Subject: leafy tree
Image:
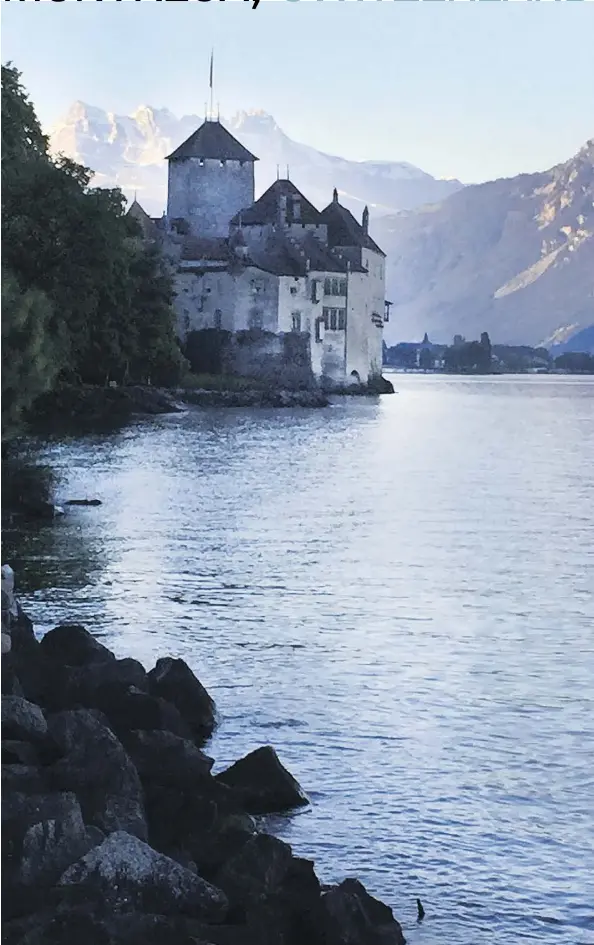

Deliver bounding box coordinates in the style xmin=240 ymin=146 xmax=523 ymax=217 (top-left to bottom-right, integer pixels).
xmin=419 ymin=347 xmax=434 ymax=371
xmin=444 ymin=339 xmax=492 ymax=374
xmin=1 ymin=270 xmax=61 ymax=433
xmin=555 ymin=353 xmax=594 ymax=374
xmin=1 ymin=63 xmax=183 ymax=426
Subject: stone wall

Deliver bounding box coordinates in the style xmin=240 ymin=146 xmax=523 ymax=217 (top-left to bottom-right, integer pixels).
xmin=167 ymin=158 xmax=254 ymax=238
xmin=224 ymin=330 xmax=315 ymax=390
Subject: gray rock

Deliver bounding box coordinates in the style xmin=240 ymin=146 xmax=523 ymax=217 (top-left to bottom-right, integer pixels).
xmin=47 ymin=710 xmax=147 ymax=840
xmin=321 ymin=879 xmax=406 ymax=945
xmin=3 ymin=740 xmax=39 ymax=765
xmin=2 ymin=764 xmax=48 ymax=794
xmin=59 ymin=831 xmax=228 ymax=921
xmin=215 ymin=833 xmax=293 ymax=910
xmin=148 ymin=657 xmax=216 ymax=746
xmin=2 ymin=695 xmax=48 ymax=743
xmin=39 ymin=625 xmax=116 ymax=668
xmin=92 ymin=683 xmax=193 ymax=742
xmin=121 ymin=729 xmax=214 ymax=787
xmin=215 ymin=746 xmax=309 ymax=815
xmin=3 ymin=792 xmax=99 ymax=887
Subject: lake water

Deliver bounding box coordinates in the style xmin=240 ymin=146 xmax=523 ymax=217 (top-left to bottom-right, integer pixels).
xmin=5 ymin=374 xmax=594 ymax=944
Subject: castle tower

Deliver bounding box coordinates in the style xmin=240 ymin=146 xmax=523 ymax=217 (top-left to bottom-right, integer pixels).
xmin=166 ymin=120 xmax=258 ymax=238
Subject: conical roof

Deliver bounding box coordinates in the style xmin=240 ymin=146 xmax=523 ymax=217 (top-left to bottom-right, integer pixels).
xmin=166 ymin=120 xmax=258 ymax=163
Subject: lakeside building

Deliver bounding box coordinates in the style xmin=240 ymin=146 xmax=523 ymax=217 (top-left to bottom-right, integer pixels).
xmin=130 ymin=118 xmax=390 ymax=387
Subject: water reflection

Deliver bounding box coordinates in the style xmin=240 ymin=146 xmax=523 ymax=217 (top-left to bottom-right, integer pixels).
xmin=5 ymin=376 xmax=594 ymax=944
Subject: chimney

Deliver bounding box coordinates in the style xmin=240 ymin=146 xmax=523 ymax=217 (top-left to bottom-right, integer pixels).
xmin=362 ymin=206 xmax=369 ymax=236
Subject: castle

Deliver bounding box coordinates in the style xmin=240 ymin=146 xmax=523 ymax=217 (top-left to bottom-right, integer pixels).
xmin=130 ymin=118 xmax=389 ymax=387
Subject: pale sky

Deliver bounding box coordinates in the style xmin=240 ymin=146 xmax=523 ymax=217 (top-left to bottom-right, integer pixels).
xmin=2 ymin=0 xmax=593 ymax=183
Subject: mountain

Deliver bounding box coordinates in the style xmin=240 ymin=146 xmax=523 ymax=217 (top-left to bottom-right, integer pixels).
xmin=49 ymin=103 xmax=464 ymax=219
xmin=549 ymin=324 xmax=594 ymax=355
xmin=375 ymin=140 xmax=594 ymax=346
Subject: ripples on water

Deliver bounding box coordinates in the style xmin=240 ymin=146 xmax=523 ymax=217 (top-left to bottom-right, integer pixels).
xmin=6 ymin=375 xmax=594 ymax=944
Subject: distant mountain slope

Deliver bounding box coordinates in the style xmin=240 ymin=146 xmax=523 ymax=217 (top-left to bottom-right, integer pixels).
xmin=49 ymin=103 xmax=463 ymax=218
xmin=549 ymin=323 xmax=594 ymax=355
xmin=375 ymin=140 xmax=594 ymax=346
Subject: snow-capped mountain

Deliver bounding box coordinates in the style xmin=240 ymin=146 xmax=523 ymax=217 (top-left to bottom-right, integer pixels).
xmin=375 ymin=139 xmax=594 ymax=346
xmin=49 ymin=103 xmax=464 ymax=218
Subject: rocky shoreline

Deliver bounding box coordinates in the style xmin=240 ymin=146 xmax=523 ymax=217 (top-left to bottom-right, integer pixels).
xmin=24 ymin=378 xmax=394 ymax=433
xmin=2 ymin=567 xmax=407 ymax=945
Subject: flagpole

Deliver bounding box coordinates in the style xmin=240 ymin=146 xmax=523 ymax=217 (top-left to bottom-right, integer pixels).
xmin=209 ymin=49 xmax=214 ymax=122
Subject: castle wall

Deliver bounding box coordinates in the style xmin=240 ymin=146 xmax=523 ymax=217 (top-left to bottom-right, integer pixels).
xmin=363 ymin=248 xmax=386 ymax=378
xmin=167 ymin=158 xmax=254 ymax=238
xmin=173 ymin=266 xmax=281 ymax=338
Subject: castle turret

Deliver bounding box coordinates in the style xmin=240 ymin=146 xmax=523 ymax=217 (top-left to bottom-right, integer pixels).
xmin=362 ymin=205 xmax=369 ymax=236
xmin=166 ymin=120 xmax=258 ymax=238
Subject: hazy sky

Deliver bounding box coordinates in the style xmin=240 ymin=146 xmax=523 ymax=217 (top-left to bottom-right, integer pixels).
xmin=2 ymin=1 xmax=593 ymax=183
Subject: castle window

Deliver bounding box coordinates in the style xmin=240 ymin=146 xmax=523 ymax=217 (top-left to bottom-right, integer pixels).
xmin=339 ymin=279 xmax=347 ymax=295
xmin=315 ymin=317 xmax=324 ymax=343
xmin=324 ymin=278 xmax=332 ymax=295
xmin=292 ymin=311 xmax=302 ymax=332
xmin=322 ymin=307 xmax=330 ymax=330
xmin=311 ymin=280 xmax=318 ymax=303
xmin=290 ymin=286 xmax=298 ymax=296
xmin=338 ymin=309 xmax=346 ymax=331
xmin=329 ymin=309 xmax=338 ymax=331
xmin=249 ymin=309 xmax=263 ymax=330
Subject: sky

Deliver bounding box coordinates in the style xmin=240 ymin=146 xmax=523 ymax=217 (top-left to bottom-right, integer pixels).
xmin=2 ymin=0 xmax=593 ymax=184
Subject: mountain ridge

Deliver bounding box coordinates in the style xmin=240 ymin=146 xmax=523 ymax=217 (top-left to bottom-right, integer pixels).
xmin=49 ymin=103 xmax=593 ymax=348
xmin=49 ymin=102 xmax=464 ymax=219
xmin=375 ymin=138 xmax=594 ymax=346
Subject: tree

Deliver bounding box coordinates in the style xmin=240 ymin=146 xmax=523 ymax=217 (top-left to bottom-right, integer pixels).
xmin=1 ymin=270 xmax=61 ymax=434
xmin=1 ymin=64 xmax=183 ymax=417
xmin=444 ymin=339 xmax=492 ymax=374
xmin=418 ymin=347 xmax=434 ymax=371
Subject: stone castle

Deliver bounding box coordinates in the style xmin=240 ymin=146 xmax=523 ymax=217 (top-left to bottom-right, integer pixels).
xmin=130 ymin=118 xmax=389 ymax=387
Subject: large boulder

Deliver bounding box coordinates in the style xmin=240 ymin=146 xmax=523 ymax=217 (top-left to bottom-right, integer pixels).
xmin=1 ymin=658 xmax=24 ymax=696
xmin=2 ymin=792 xmax=100 ymax=887
xmin=59 ymin=831 xmax=228 ymax=921
xmin=120 ymin=730 xmax=214 ymax=788
xmin=2 ymin=764 xmax=49 ymax=794
xmin=191 ymin=812 xmax=257 ymax=879
xmin=215 ymin=746 xmax=309 ymax=815
xmin=47 ymin=709 xmax=147 ymax=840
xmin=321 ymin=879 xmax=406 ymax=945
xmin=2 ymin=695 xmax=48 ymax=743
xmin=68 ymin=658 xmax=149 ymax=703
xmin=2 ymin=740 xmax=39 ymax=766
xmin=148 ymin=658 xmax=216 ymax=745
xmin=215 ymin=833 xmax=293 ymax=913
xmin=143 ymin=779 xmax=242 ymax=860
xmin=92 ymin=683 xmax=193 ymax=742
xmin=39 ymin=625 xmax=115 ymax=668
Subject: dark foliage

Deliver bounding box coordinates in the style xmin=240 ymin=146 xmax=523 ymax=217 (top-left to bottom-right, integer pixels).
xmin=1 ymin=64 xmax=183 ymax=436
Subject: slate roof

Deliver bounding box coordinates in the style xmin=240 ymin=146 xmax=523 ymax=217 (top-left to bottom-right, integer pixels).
xmin=178 ymin=230 xmax=364 ymax=278
xmin=320 ymin=200 xmax=385 ymax=257
xmin=180 ymin=236 xmax=231 ymax=262
xmin=127 ymin=199 xmax=158 ymax=239
xmin=230 ymin=180 xmax=324 ymax=227
xmin=167 ymin=120 xmax=258 ymax=163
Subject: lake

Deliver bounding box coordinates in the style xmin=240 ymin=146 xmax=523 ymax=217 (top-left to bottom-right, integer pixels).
xmin=5 ymin=374 xmax=594 ymax=944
